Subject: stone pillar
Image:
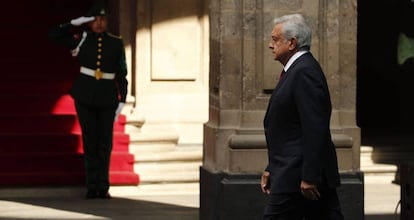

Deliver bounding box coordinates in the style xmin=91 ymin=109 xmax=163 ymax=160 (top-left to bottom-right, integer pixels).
xmin=200 ymin=0 xmax=363 ymax=219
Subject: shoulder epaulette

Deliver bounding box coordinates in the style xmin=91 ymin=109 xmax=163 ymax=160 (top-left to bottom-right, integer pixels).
xmin=108 ymin=33 xmax=122 ymax=39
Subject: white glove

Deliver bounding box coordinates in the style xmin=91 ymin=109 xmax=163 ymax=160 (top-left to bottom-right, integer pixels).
xmin=70 ymin=16 xmax=95 ymax=26
xmin=114 ymin=102 xmax=125 ymax=121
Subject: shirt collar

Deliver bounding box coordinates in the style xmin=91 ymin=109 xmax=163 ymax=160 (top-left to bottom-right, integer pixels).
xmin=283 ymin=50 xmax=308 ymax=72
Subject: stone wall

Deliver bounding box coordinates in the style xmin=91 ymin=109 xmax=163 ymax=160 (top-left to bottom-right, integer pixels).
xmin=205 ymin=0 xmax=359 ymax=175
xmin=202 ymin=0 xmax=362 ymax=219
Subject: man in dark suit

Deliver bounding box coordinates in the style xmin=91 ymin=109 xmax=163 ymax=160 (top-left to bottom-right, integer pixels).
xmin=261 ymin=14 xmax=344 ymax=220
xmin=49 ymin=3 xmax=128 ymax=199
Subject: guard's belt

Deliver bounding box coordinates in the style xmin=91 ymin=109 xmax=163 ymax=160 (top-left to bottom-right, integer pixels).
xmin=80 ymin=66 xmax=115 ymax=80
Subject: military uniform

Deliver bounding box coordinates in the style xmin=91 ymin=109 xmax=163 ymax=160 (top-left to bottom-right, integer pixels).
xmin=49 ymin=5 xmax=127 ymax=199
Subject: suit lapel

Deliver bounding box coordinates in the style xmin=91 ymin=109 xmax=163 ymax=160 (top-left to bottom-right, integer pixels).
xmin=264 ymin=53 xmax=312 ymax=123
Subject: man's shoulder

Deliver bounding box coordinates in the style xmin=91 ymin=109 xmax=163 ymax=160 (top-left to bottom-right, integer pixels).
xmin=288 ymin=53 xmax=324 ymax=79
xmin=296 ymin=51 xmax=313 ymax=62
xmin=292 ymin=52 xmax=319 ymax=68
xmin=107 ymin=33 xmax=123 ymax=40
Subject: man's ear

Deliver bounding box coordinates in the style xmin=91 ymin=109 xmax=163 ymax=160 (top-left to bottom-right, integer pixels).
xmin=289 ymin=37 xmax=298 ymax=51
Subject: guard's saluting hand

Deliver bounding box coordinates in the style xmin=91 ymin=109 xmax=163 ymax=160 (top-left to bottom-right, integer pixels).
xmin=70 ymin=16 xmax=95 ymax=26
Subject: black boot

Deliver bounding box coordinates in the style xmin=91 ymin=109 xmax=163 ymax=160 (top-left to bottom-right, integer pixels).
xmin=97 ymin=190 xmax=111 ymax=199
xmin=85 ymin=189 xmax=98 ymax=199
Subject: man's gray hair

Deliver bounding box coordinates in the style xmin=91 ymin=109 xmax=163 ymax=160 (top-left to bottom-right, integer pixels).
xmin=273 ymin=14 xmax=312 ymax=50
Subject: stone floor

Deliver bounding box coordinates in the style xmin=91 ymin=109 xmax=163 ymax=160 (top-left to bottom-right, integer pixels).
xmin=0 ymin=174 xmax=401 ymax=220
xmin=364 ymin=174 xmax=401 ymax=220
xmin=0 ymin=183 xmax=199 ymax=220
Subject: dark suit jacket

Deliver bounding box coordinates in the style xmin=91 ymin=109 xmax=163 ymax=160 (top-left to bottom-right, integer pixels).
xmin=263 ymin=52 xmax=340 ymax=194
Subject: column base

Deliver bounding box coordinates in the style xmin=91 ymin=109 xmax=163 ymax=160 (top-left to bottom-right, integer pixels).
xmin=200 ymin=166 xmax=364 ymax=220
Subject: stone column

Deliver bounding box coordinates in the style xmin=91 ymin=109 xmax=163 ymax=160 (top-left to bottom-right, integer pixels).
xmin=200 ymin=0 xmax=363 ymax=219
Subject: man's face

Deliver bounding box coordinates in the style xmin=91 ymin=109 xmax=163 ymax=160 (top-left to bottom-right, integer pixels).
xmin=89 ymin=16 xmax=108 ymax=34
xmin=268 ymin=23 xmax=294 ymax=65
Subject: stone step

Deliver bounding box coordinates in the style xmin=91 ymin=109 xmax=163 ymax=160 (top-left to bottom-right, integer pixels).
xmin=362 ymin=145 xmax=414 ymax=164
xmin=129 ymin=132 xmax=179 ymax=145
xmin=134 ymin=161 xmax=201 ymax=183
xmin=135 ymin=146 xmax=202 ymax=162
xmin=125 ymin=115 xmax=202 ymax=184
xmin=361 ymin=146 xmax=374 ymax=153
xmin=135 ymin=161 xmax=201 ymax=172
xmin=125 ymin=124 xmax=142 ymax=134
xmin=128 ymin=132 xmax=179 ymax=154
xmin=133 ymin=147 xmax=202 ymax=183
xmin=136 ymin=170 xmax=200 ymax=183
xmin=361 ymin=163 xmax=398 ymax=173
xmin=129 ymin=143 xmax=176 ymax=155
xmin=124 ymin=113 xmax=145 ymax=132
xmin=360 ymin=145 xmax=399 ymax=174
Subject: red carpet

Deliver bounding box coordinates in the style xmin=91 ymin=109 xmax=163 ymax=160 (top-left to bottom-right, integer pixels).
xmin=0 ymin=0 xmax=139 ymax=186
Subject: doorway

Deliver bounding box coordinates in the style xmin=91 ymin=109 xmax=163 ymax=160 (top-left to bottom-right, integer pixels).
xmin=357 ymin=0 xmax=414 ymax=169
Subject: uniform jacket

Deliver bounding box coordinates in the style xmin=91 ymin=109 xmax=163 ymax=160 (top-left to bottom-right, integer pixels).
xmin=49 ymin=23 xmax=128 ymax=106
xmin=263 ymin=52 xmax=340 ymax=194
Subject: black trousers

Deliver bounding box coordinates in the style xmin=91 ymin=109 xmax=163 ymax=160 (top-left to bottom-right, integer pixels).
xmin=263 ymin=186 xmax=344 ymax=220
xmin=75 ymin=101 xmax=117 ymax=191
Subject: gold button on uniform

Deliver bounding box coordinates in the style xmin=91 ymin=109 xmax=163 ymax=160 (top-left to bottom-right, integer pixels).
xmin=95 ymin=36 xmax=103 ymax=80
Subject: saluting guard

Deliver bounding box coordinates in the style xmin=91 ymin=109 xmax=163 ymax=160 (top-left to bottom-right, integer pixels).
xmin=49 ymin=3 xmax=128 ymax=199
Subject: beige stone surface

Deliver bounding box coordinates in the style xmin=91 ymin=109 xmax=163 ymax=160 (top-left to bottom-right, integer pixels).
xmin=203 ymin=0 xmax=359 ymax=174
xmin=119 ymin=0 xmax=359 ymax=174
xmin=123 ymin=0 xmax=210 ymax=145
